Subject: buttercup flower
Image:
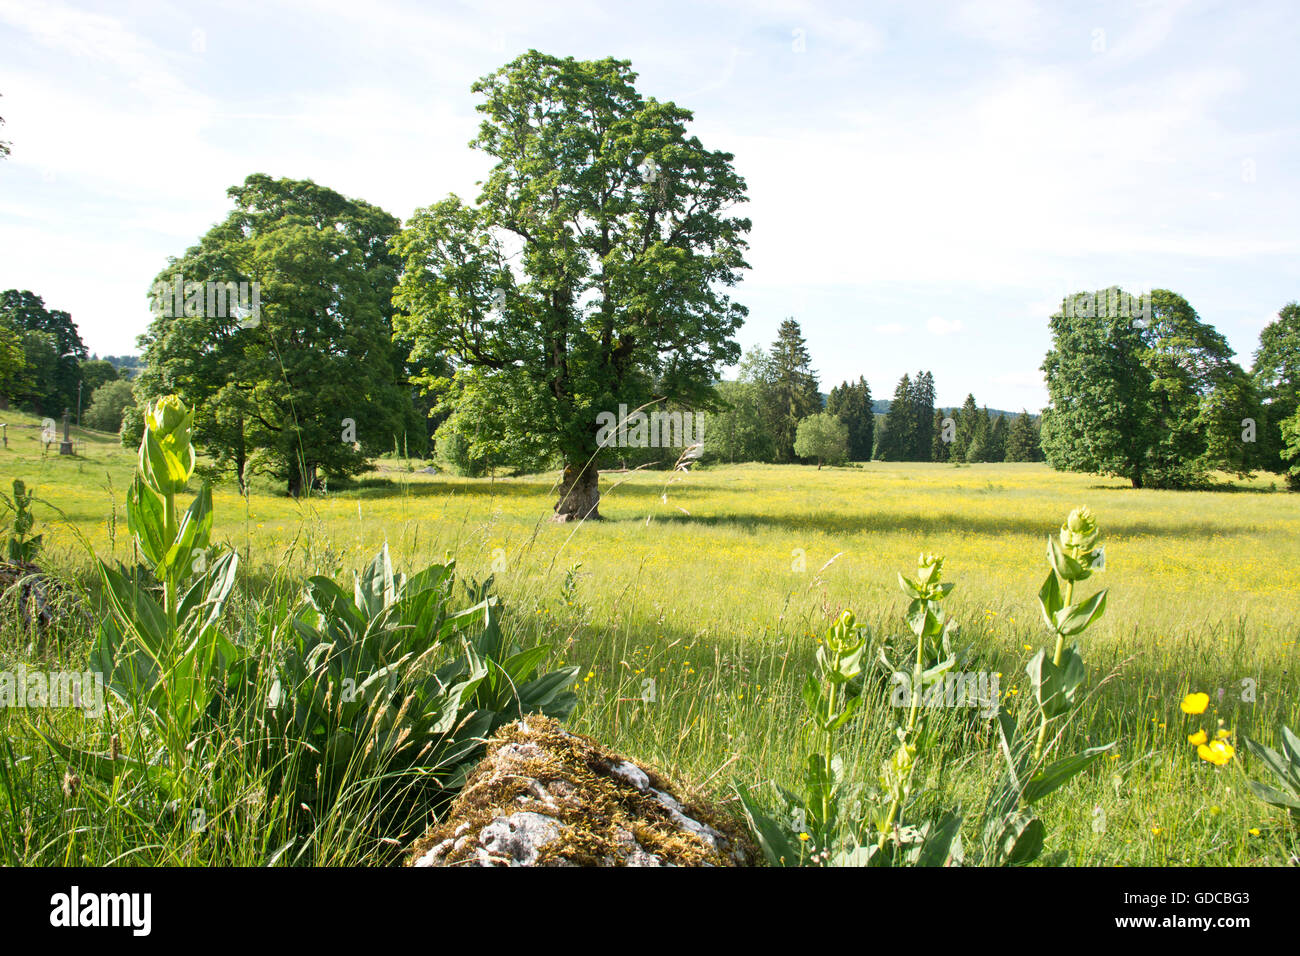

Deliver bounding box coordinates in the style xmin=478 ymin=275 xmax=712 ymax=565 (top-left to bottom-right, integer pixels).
xmin=1197 ymin=740 xmax=1234 ymax=766
xmin=1188 ymin=729 xmax=1207 ymax=746
xmin=1180 ymin=692 xmax=1210 ymax=715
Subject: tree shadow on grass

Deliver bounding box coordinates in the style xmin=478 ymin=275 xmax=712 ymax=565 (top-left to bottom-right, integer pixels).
xmin=639 ymin=510 xmax=1255 ymax=540
xmin=328 ymin=477 xmax=670 ymax=503
xmin=1085 ymin=482 xmax=1286 ymax=495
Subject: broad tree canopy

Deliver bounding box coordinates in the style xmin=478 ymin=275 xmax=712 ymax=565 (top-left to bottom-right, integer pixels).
xmin=392 ymin=51 xmax=751 ymax=519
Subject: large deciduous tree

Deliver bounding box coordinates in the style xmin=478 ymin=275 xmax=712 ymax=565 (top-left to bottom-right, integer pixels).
xmin=0 ymin=319 xmax=32 ymax=408
xmin=1042 ymin=287 xmax=1251 ymax=488
xmin=391 ymin=52 xmax=751 ymax=520
xmin=1253 ymin=302 xmax=1300 ymax=486
xmin=793 ymin=411 xmax=848 ymax=469
xmin=0 ymin=289 xmax=87 ymax=414
xmin=137 ymin=175 xmax=420 ymax=495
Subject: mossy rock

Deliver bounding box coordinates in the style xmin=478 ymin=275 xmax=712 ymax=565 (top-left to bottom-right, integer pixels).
xmin=407 ymin=716 xmax=755 ymax=867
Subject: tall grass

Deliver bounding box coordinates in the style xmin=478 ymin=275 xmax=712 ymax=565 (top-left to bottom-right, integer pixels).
xmin=2 ymin=420 xmax=1298 ymax=865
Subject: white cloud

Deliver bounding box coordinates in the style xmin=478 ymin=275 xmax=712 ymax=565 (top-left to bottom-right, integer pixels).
xmin=949 ymin=0 xmax=1049 ymax=50
xmin=927 ymin=317 xmax=964 ymax=336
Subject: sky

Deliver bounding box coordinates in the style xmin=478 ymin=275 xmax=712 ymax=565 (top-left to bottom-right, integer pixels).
xmin=1 ymin=0 xmax=1297 ymax=411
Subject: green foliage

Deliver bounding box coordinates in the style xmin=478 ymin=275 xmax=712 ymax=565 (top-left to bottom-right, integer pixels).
xmin=42 ymin=397 xmax=240 ymax=799
xmin=735 ymin=561 xmax=968 ymax=868
xmin=39 ymin=393 xmax=579 ymax=838
xmin=0 ymin=319 xmax=31 ymax=404
xmin=737 ymin=508 xmax=1120 ymax=868
xmin=392 ymin=51 xmax=750 ymax=514
xmin=767 ymin=319 xmax=822 ymax=462
xmin=877 ymin=372 xmax=935 ymax=461
xmin=704 ymin=376 xmax=777 ymax=464
xmin=1282 ymin=407 xmax=1300 ymax=489
xmin=83 ymin=378 xmax=136 ymax=433
xmin=119 ymin=401 xmax=144 ymax=450
xmin=1004 ymin=410 xmax=1042 ymax=462
xmin=973 ymin=507 xmax=1113 ymax=866
xmin=951 ymin=393 xmax=978 ymax=461
xmin=429 ymin=371 xmax=555 ymax=476
xmin=433 ymin=414 xmax=489 ymax=477
xmin=793 ymin=411 xmax=848 ymax=467
xmin=1257 ymin=303 xmax=1300 ymax=487
xmin=1043 ymin=287 xmax=1254 ymax=488
xmin=826 ymin=376 xmax=874 ymax=461
xmin=734 ymin=610 xmax=874 ymax=866
xmin=0 ymin=478 xmax=42 ymax=565
xmin=78 ymin=359 xmax=118 ymax=397
xmin=136 ymin=174 xmax=420 ymax=495
xmin=0 ymin=289 xmax=86 ymax=414
xmin=261 ymin=545 xmax=579 ymax=808
xmin=1241 ymin=724 xmax=1300 ymax=819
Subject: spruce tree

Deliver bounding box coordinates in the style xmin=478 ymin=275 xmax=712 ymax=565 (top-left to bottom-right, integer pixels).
xmin=932 ymin=409 xmax=950 ymax=461
xmin=911 ymin=371 xmax=936 ymax=460
xmin=769 ymin=318 xmax=822 ymax=462
xmin=1005 ymin=410 xmax=1040 ymax=462
xmin=953 ymin=393 xmax=978 ymax=461
xmin=827 ymin=376 xmax=874 ymax=461
xmin=985 ymin=412 xmax=1007 ymax=462
xmin=878 ymin=373 xmax=913 ymax=461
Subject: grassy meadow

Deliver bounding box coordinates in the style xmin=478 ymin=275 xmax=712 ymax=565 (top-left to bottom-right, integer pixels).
xmin=2 ymin=407 xmax=1299 ymax=865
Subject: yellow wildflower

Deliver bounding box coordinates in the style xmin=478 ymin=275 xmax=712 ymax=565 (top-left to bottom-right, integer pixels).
xmin=1197 ymin=740 xmax=1234 ymax=766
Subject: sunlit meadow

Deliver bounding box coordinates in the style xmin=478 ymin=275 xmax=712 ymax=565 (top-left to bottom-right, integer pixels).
xmin=3 ymin=409 xmax=1298 ymax=865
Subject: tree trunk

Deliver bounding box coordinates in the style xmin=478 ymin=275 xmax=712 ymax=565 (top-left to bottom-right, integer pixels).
xmin=554 ymin=461 xmax=602 ymax=522
xmin=288 ymin=459 xmax=317 ymax=498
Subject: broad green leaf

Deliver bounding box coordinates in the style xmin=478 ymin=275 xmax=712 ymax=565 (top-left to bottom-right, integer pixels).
xmin=997 ymin=812 xmax=1044 ymax=866
xmin=1047 ymin=535 xmax=1088 ymax=582
xmin=1245 ymin=780 xmax=1300 ymax=814
xmin=1037 ymin=570 xmax=1062 ymax=631
xmin=125 ymin=476 xmax=167 ymax=568
xmin=734 ymin=782 xmax=804 ymax=867
xmin=1054 ymin=588 xmax=1107 ymax=637
xmin=1022 ymin=744 xmax=1114 ymax=804
xmin=914 ymin=811 xmax=963 ymax=867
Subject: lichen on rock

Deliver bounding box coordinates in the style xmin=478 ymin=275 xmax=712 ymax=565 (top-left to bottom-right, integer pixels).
xmin=407 ymin=716 xmax=754 ymax=867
